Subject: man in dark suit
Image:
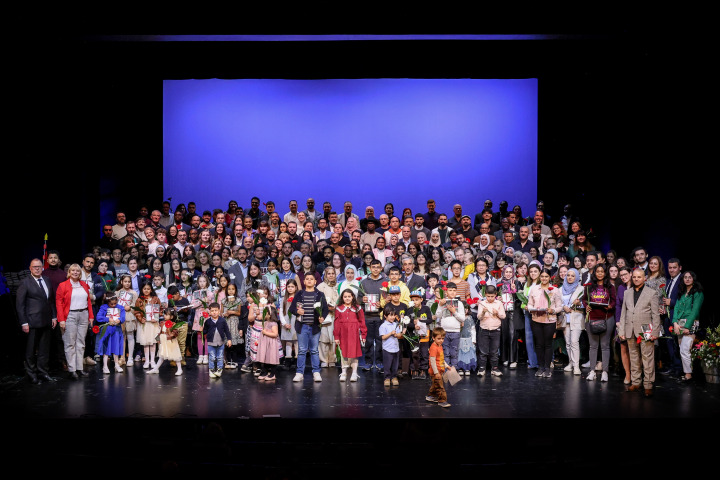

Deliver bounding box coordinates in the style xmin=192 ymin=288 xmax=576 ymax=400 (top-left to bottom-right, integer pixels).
xmin=400 ymin=255 xmax=427 ymax=293
xmin=16 ymin=259 xmax=58 ymax=383
xmin=619 ymin=268 xmax=661 ymax=397
xmin=659 ymin=258 xmax=683 ymax=376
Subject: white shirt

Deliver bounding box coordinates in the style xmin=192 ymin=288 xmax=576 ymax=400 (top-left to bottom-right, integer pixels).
xmin=70 ymin=281 xmax=89 ymax=310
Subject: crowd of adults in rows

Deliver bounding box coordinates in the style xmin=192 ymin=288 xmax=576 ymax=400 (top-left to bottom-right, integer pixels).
xmin=16 ymin=197 xmax=704 ymax=397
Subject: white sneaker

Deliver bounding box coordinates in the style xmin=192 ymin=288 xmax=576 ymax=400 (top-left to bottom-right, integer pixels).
xmin=582 ymin=361 xmax=591 ymax=368
xmin=586 ymin=371 xmax=596 ymax=381
xmin=134 ymin=355 xmax=142 ymax=362
xmin=574 ymin=367 xmax=581 ymax=375
xmin=102 ymin=366 xmax=110 ymax=374
xmin=477 ymin=369 xmax=486 ymax=376
xmin=564 ymin=364 xmax=573 ymax=372
xmin=339 ymin=373 xmax=347 ymax=382
xmin=175 ymin=368 xmax=183 ymax=376
xmin=509 ymin=362 xmax=517 ymax=369
xmin=293 ymin=373 xmax=303 ymax=382
xmin=313 ymin=372 xmax=322 ymax=382
xmin=209 ymin=369 xmax=217 ymax=378
xmin=215 ymin=369 xmax=222 ymax=377
xmin=127 ymin=359 xmax=134 ymax=367
xmin=321 ymin=362 xmax=328 ymax=368
xmin=601 ymin=371 xmax=608 ymax=382
xmin=84 ymin=356 xmax=97 ymax=366
xmin=143 ymin=361 xmax=150 ymax=369
xmin=350 ymin=373 xmax=358 ymax=382
xmin=149 ymin=367 xmax=159 ymax=374
xmin=115 ymin=365 xmax=123 ymax=373
xmin=595 ymin=361 xmax=603 ymax=371
xmin=491 ymin=369 xmax=503 ymax=377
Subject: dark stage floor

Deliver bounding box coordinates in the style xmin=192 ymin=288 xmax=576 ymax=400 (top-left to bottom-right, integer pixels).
xmin=3 ymin=360 xmax=719 ymax=419
xmin=4 ymin=360 xmax=718 ymax=474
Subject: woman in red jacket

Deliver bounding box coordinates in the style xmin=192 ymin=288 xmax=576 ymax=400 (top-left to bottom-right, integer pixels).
xmin=56 ymin=263 xmax=95 ymax=380
xmin=333 ymin=289 xmax=367 ymax=382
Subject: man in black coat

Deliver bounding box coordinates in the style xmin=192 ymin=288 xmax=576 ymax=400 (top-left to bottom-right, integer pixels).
xmin=16 ymin=259 xmax=58 ymax=383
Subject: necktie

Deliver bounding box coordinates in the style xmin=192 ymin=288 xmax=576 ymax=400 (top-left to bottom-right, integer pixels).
xmin=37 ymin=278 xmax=47 ymax=297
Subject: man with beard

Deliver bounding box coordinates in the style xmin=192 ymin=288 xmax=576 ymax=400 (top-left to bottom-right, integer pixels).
xmin=431 ymin=214 xmax=453 ymax=244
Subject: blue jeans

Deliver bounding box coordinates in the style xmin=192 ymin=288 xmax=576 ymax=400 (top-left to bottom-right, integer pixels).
xmin=208 ymin=344 xmax=225 ymax=370
xmin=524 ymin=311 xmax=539 ymax=368
xmin=296 ymin=324 xmax=321 ymax=374
xmin=443 ymin=332 xmax=460 ymax=368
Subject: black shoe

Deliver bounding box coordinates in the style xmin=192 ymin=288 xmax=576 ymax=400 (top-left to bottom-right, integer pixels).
xmin=76 ymin=370 xmax=88 ymax=377
xmin=658 ymin=368 xmax=671 ymax=375
xmin=361 ymin=365 xmax=371 ymax=371
xmin=27 ymin=374 xmax=40 ymax=384
xmin=38 ymin=374 xmax=56 ymax=383
xmin=68 ymin=372 xmax=79 ymax=380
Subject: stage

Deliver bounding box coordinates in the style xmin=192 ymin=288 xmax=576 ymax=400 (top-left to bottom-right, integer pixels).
xmin=4 ymin=359 xmax=718 ymax=474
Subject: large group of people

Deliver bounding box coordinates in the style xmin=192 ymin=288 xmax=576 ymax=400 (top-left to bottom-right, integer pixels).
xmin=16 ymin=197 xmax=705 ymax=401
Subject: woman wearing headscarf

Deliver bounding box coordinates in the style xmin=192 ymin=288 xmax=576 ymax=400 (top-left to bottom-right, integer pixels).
xmin=477 ymin=233 xmax=491 ymax=252
xmin=496 ymin=264 xmax=523 ymax=368
xmin=561 ymin=267 xmax=585 ymax=375
xmin=336 ymin=264 xmax=361 ymax=298
xmin=317 ymin=266 xmax=340 ymax=368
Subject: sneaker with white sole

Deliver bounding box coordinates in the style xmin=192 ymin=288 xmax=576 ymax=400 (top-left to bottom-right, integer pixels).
xmin=595 ymin=361 xmax=603 ymax=371
xmin=491 ymin=369 xmax=503 ymax=377
xmin=293 ymin=373 xmax=303 ymax=382
xmin=542 ymin=369 xmax=552 ymax=378
xmin=574 ymin=367 xmax=581 ymax=375
xmin=600 ymin=371 xmax=608 ymax=382
xmin=564 ymin=364 xmax=573 ymax=372
xmin=582 ymin=361 xmax=591 ymax=368
xmin=148 ymin=367 xmax=159 ymax=374
xmin=339 ymin=373 xmax=347 ymax=382
xmin=134 ymin=355 xmax=142 ymax=362
xmin=215 ymin=369 xmax=222 ymax=377
xmin=509 ymin=362 xmax=517 ymax=369
xmin=102 ymin=366 xmax=110 ymax=374
xmin=127 ymin=359 xmax=134 ymax=367
xmin=350 ymin=373 xmax=358 ymax=382
xmin=425 ymin=396 xmax=438 ymax=402
xmin=586 ymin=371 xmax=596 ymax=381
xmin=313 ymin=372 xmax=322 ymax=382
xmin=477 ymin=369 xmax=486 ymax=376
xmin=209 ymin=369 xmax=217 ymax=378
xmin=535 ymin=369 xmax=544 ymax=377
xmin=115 ymin=365 xmax=123 ymax=373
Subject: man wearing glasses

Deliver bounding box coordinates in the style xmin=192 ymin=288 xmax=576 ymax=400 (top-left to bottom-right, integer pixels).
xmin=16 ymin=259 xmax=58 ymax=384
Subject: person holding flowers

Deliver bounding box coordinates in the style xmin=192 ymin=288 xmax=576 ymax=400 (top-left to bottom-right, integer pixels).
xmin=673 ymin=271 xmax=704 ymax=382
xmin=115 ymin=274 xmax=138 ymax=366
xmin=94 ymin=292 xmax=125 ymax=374
xmin=190 ymin=274 xmax=215 ymax=365
xmin=581 ymin=264 xmax=616 ymax=381
xmin=134 ymin=280 xmax=161 ymax=372
xmin=527 ymin=268 xmax=562 ymax=377
xmin=560 ymin=268 xmax=585 ymax=375
xmin=288 ymin=273 xmax=329 ymax=382
xmin=279 ymin=277 xmax=301 ymax=370
xmin=476 ymin=284 xmax=506 ymax=376
xmin=333 ymin=289 xmax=367 ymax=382
xmin=157 ymin=304 xmax=183 ymax=376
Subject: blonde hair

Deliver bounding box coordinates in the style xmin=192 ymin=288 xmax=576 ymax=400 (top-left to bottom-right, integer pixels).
xmin=66 ymin=263 xmax=82 ymax=279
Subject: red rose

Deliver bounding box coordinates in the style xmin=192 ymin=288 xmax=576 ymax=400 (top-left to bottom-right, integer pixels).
xmin=165 ymin=320 xmax=174 ymax=329
xmin=440 ymin=281 xmax=447 ymax=286
xmin=548 ymin=286 xmax=554 ymax=291
xmin=202 ymin=312 xmax=209 ymax=318
xmin=356 ymin=277 xmax=362 ymax=281
xmin=480 ymin=281 xmax=486 ymax=286
xmin=287 ymin=297 xmax=294 ymax=303
xmin=382 ymin=282 xmax=389 ymax=288
xmin=659 ymin=284 xmax=666 ymax=289
xmin=106 ymin=279 xmax=112 ymax=283
xmin=92 ymin=325 xmax=100 ymax=334
xmin=442 ymin=287 xmax=447 ymax=291
xmin=424 ymin=241 xmax=429 ymax=245
xmin=292 ymin=240 xmax=298 ymax=243
xmin=144 ymin=274 xmax=151 ymax=279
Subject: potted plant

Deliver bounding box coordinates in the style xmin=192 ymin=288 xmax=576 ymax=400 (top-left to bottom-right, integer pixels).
xmin=691 ymin=324 xmax=720 ymax=383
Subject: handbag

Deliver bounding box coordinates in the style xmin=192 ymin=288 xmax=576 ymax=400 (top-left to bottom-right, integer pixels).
xmin=588 ymin=316 xmax=607 ymax=335
xmin=556 ymin=311 xmax=567 ymax=329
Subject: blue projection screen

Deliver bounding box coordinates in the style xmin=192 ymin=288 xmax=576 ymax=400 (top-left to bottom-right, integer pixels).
xmin=163 ymin=79 xmax=537 ymax=218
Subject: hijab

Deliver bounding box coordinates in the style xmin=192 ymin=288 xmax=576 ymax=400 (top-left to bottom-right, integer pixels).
xmin=337 ymin=264 xmax=360 ymax=295
xmin=562 ymin=267 xmax=581 ymax=298
xmin=478 ymin=234 xmax=490 ymax=251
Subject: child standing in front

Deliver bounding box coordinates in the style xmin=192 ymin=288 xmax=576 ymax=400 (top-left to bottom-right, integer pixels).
xmin=379 ymin=304 xmax=403 ymax=386
xmin=426 ymin=327 xmax=451 ymax=407
xmin=157 ymin=305 xmax=183 ymax=376
xmin=203 ymin=302 xmax=232 ymax=378
xmin=410 ymin=289 xmax=433 ymax=380
xmin=279 ymin=278 xmax=300 ymax=371
xmin=255 ymin=294 xmax=281 ymax=382
xmin=95 ymin=293 xmax=126 ymax=374
xmin=476 ymin=284 xmax=506 ymax=377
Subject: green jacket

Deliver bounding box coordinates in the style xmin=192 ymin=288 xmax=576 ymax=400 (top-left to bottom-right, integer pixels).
xmin=672 ymin=291 xmax=704 ymax=329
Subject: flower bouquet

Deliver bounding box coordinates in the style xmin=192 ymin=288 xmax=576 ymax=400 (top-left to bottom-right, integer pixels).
xmin=691 ymin=324 xmax=720 ymax=369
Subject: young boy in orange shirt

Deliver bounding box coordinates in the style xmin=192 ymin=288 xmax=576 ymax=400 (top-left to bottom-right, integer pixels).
xmin=426 ymin=327 xmax=451 ymax=407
